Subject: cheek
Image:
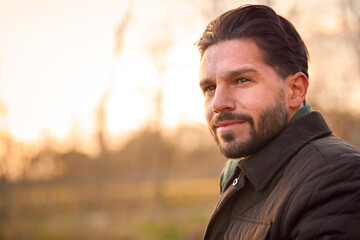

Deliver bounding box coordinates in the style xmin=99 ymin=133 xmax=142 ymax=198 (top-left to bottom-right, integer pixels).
xmin=204 ymin=101 xmax=213 ymax=122
xmin=239 ymin=88 xmax=276 ymax=114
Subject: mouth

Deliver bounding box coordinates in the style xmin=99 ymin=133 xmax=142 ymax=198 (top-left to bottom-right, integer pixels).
xmin=215 ymin=120 xmax=247 ymax=131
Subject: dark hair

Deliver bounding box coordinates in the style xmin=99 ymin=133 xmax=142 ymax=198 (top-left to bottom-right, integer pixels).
xmin=197 ymin=5 xmax=309 ymax=79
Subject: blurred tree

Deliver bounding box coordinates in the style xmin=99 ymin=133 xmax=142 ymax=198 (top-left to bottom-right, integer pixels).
xmin=95 ymin=93 xmax=109 ymax=158
xmin=95 ymin=0 xmax=133 ymax=165
xmin=193 ymin=0 xmax=228 ymax=21
xmin=304 ymin=1 xmax=360 ymax=112
xmin=113 ymin=0 xmax=133 ymax=56
xmin=0 ymin=102 xmax=7 ymax=180
xmin=0 ymin=57 xmax=9 ymax=181
xmin=145 ymin=22 xmax=173 ymax=132
xmin=341 ymin=0 xmax=360 ymax=72
xmin=193 ymin=0 xmax=275 ymax=23
xmin=89 ymin=2 xmax=134 ymax=184
xmin=143 ymin=20 xmax=174 ymax=205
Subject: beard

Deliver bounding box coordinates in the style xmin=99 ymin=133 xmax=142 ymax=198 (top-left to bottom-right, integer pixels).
xmin=208 ymin=91 xmax=288 ymax=159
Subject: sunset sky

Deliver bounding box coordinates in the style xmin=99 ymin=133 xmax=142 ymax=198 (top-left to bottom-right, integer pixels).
xmin=0 ymin=0 xmax=213 ymax=142
xmin=0 ymin=0 xmax=358 ymax=144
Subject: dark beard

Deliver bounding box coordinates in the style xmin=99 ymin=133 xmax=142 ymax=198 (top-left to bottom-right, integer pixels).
xmin=210 ymin=93 xmax=288 ymax=158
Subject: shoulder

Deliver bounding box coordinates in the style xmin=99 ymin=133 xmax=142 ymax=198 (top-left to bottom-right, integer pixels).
xmin=310 ymin=134 xmax=360 ymax=162
xmin=284 ymin=134 xmax=360 ymax=206
xmin=282 ymin=135 xmax=360 ymax=238
xmin=287 ymin=134 xmax=360 ymax=175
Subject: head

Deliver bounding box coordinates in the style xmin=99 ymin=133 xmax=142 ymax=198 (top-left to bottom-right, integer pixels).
xmin=197 ymin=4 xmax=309 ymax=79
xmin=197 ymin=5 xmax=309 ymax=158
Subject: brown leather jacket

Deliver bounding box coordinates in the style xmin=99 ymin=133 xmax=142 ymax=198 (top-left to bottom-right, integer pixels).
xmin=204 ymin=112 xmax=360 ymax=239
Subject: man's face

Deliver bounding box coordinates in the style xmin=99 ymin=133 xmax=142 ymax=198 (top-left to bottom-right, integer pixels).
xmin=199 ymin=39 xmax=290 ymax=158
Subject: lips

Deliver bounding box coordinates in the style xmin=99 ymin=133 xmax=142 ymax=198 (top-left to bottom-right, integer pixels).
xmin=215 ymin=120 xmax=246 ymax=131
xmin=210 ymin=112 xmax=253 ymax=133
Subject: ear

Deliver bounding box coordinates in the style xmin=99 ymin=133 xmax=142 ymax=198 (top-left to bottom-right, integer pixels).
xmin=285 ymin=72 xmax=309 ymax=111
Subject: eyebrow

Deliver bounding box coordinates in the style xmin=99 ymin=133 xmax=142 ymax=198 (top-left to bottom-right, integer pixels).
xmin=199 ymin=68 xmax=258 ymax=88
xmin=223 ymin=68 xmax=258 ymax=79
xmin=199 ymin=79 xmax=212 ymax=88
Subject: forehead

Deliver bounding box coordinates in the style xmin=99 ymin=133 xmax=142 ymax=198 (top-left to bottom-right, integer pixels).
xmin=199 ymin=39 xmax=267 ymax=80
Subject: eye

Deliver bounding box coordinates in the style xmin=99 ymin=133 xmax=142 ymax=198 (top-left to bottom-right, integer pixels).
xmin=236 ymin=78 xmax=251 ymax=84
xmin=202 ymin=85 xmax=216 ymax=95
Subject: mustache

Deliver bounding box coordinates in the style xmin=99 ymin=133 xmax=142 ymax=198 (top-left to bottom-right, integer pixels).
xmin=212 ymin=112 xmax=254 ymax=127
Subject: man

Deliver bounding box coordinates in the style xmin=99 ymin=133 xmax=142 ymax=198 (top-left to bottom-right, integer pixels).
xmin=197 ymin=4 xmax=360 ymax=239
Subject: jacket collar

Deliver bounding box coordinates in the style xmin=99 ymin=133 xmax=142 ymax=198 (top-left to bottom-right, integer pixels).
xmin=238 ymin=111 xmax=332 ymax=191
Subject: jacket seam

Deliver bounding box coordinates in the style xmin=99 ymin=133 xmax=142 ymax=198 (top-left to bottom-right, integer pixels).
xmin=311 ymin=141 xmax=329 ymax=164
xmin=280 ymin=142 xmax=326 ymax=236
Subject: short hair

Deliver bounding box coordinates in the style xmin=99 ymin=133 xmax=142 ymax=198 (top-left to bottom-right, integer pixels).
xmin=197 ymin=5 xmax=309 ymax=79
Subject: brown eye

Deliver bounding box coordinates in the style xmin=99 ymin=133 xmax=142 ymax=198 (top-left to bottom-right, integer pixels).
xmin=237 ymin=78 xmax=250 ymax=84
xmin=204 ymin=85 xmax=216 ymax=92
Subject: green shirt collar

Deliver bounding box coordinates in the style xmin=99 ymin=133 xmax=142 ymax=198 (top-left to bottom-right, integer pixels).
xmin=290 ymin=104 xmax=312 ymax=123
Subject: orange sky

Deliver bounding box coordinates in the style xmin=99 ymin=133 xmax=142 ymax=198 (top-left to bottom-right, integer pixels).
xmin=0 ymin=0 xmax=213 ymax=142
xmin=0 ymin=0 xmax=359 ymax=144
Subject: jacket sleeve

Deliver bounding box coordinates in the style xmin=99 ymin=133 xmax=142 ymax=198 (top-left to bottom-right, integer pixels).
xmin=283 ymin=159 xmax=360 ymax=239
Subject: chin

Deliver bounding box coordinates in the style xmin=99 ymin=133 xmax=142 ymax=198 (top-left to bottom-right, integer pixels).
xmin=218 ymin=133 xmax=262 ymax=158
xmin=219 ymin=141 xmax=245 ymax=159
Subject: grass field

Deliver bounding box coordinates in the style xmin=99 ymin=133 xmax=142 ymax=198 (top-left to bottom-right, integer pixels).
xmin=0 ymin=178 xmax=219 ymax=240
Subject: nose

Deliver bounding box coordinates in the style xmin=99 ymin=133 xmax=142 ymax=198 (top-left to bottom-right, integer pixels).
xmin=212 ymin=85 xmax=235 ymax=113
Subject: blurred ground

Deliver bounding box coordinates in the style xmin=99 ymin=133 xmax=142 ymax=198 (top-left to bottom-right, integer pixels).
xmin=0 ymin=180 xmax=217 ymax=239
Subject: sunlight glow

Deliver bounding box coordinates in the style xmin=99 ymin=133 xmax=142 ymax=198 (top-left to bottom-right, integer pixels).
xmin=1 ymin=0 xmax=359 ymax=147
xmin=0 ymin=0 xmax=208 ymax=142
